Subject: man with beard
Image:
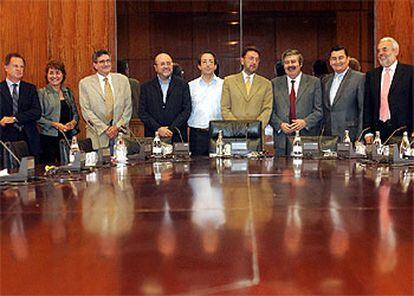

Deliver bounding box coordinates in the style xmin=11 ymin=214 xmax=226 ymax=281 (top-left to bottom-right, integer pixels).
xmin=139 ymin=53 xmax=191 ymax=143
xmin=270 ymin=49 xmax=323 ymax=156
xmin=221 ymin=46 xmax=273 ymax=130
xmin=363 ymin=37 xmax=413 ymax=141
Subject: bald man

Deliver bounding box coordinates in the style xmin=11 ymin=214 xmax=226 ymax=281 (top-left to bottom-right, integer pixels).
xmin=139 ymin=53 xmax=191 ymax=143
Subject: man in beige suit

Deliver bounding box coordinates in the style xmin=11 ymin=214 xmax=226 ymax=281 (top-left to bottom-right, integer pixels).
xmin=221 ymin=46 xmax=273 ymax=129
xmin=79 ymin=49 xmax=132 ymax=149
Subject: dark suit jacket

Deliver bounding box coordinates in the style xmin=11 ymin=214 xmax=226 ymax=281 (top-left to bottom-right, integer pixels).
xmin=322 ymin=69 xmax=365 ymax=142
xmin=0 ymin=80 xmax=41 ymax=155
xmin=363 ymin=62 xmax=414 ymax=137
xmin=139 ymin=76 xmax=191 ymax=143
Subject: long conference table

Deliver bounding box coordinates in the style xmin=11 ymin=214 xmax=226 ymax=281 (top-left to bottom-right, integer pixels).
xmin=0 ymin=157 xmax=413 ymax=295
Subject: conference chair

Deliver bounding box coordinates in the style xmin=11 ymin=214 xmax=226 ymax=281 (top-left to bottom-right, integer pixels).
xmin=209 ymin=120 xmax=262 ymax=155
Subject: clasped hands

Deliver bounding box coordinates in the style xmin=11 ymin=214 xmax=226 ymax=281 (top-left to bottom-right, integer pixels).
xmin=280 ymin=119 xmax=307 ymax=134
xmin=53 ymin=120 xmax=76 ymax=133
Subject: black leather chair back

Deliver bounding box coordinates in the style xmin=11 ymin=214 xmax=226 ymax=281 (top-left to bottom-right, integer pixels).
xmin=209 ymin=120 xmax=262 ymax=154
xmin=59 ymin=138 xmax=94 ymax=165
xmin=2 ymin=141 xmax=30 ymax=169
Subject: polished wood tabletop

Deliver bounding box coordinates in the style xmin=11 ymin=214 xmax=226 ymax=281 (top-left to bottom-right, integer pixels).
xmin=1 ymin=157 xmax=413 ymax=295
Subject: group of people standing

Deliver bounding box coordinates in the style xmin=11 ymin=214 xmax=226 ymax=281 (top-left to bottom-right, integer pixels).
xmin=0 ymin=36 xmax=412 ymax=163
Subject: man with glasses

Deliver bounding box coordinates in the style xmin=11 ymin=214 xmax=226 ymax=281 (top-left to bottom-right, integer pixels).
xmin=221 ymin=46 xmax=273 ymax=130
xmin=187 ymin=51 xmax=223 ymax=156
xmin=79 ymin=49 xmax=132 ymax=149
xmin=0 ymin=53 xmax=41 ymax=157
xmin=322 ymin=45 xmax=365 ymax=142
xmin=139 ymin=53 xmax=191 ymax=143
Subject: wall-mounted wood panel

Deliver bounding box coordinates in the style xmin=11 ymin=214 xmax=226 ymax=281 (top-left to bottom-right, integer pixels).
xmin=0 ymin=0 xmax=116 ymax=139
xmin=375 ymin=0 xmax=414 ymax=65
xmin=0 ymin=0 xmax=48 ymax=84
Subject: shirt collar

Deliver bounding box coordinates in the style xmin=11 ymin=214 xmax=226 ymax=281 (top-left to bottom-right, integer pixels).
xmin=157 ymin=75 xmax=171 ymax=85
xmin=199 ymin=74 xmax=218 ymax=85
xmin=242 ymin=71 xmax=255 ymax=82
xmin=287 ymin=72 xmax=302 ymax=84
xmin=384 ymin=60 xmax=398 ymax=72
xmin=97 ymin=72 xmax=112 ymax=83
xmin=6 ymin=78 xmax=20 ymax=88
xmin=334 ymin=67 xmax=349 ymax=79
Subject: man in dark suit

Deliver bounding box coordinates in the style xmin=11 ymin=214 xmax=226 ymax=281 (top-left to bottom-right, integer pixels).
xmin=270 ymin=49 xmax=323 ymax=156
xmin=322 ymin=45 xmax=365 ymax=142
xmin=364 ymin=37 xmax=414 ymax=141
xmin=139 ymin=53 xmax=191 ymax=143
xmin=0 ymin=53 xmax=41 ymax=156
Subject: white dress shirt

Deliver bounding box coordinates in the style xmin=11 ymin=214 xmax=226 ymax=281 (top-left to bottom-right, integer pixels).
xmin=330 ymin=67 xmax=349 ymax=105
xmin=6 ymin=78 xmax=20 ymax=97
xmin=287 ymin=72 xmax=302 ymax=95
xmin=97 ymin=73 xmax=114 ymax=95
xmin=188 ymin=75 xmax=223 ymax=129
xmin=381 ymin=60 xmax=398 ymax=90
xmin=242 ymin=71 xmax=255 ymax=84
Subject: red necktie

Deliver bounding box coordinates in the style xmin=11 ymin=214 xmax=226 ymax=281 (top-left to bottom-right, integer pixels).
xmin=289 ymin=80 xmax=296 ymax=123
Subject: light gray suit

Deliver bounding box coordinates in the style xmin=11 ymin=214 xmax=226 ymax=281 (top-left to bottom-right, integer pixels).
xmin=270 ymin=73 xmax=323 ymax=155
xmin=322 ymin=69 xmax=365 ymax=142
xmin=79 ymin=73 xmax=132 ymax=149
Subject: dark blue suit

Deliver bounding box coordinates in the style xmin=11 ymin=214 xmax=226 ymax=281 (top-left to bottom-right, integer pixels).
xmin=139 ymin=76 xmax=191 ymax=143
xmin=0 ymin=80 xmax=41 ymax=156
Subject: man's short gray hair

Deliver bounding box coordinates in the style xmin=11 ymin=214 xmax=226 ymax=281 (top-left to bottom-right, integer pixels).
xmin=379 ymin=37 xmax=399 ymax=50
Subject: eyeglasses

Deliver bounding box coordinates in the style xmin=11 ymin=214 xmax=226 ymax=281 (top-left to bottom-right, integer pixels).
xmin=97 ymin=59 xmax=111 ymax=65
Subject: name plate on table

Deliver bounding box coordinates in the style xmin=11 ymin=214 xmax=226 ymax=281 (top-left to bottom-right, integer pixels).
xmin=174 ymin=143 xmax=190 ymax=156
xmin=231 ymin=141 xmax=248 ymax=155
xmin=303 ymin=142 xmax=319 ymax=157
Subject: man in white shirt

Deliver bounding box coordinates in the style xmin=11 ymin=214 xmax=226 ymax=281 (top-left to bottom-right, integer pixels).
xmin=188 ymin=51 xmax=223 ymax=155
xmin=363 ymin=37 xmax=413 ymax=141
xmin=79 ymin=49 xmax=132 ymax=149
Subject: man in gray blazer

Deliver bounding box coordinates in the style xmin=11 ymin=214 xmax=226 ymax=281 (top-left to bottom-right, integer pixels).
xmin=322 ymin=45 xmax=365 ymax=142
xmin=270 ymin=49 xmax=323 ymax=156
xmin=79 ymin=49 xmax=132 ymax=149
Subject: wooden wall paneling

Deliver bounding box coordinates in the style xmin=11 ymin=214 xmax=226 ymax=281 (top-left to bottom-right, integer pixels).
xmin=317 ymin=15 xmax=336 ymax=61
xmin=375 ymin=0 xmax=414 ymax=65
xmin=360 ymin=11 xmax=374 ymax=72
xmin=48 ymin=0 xmax=116 ymax=139
xmin=0 ymin=0 xmax=48 ymax=85
xmin=336 ymin=11 xmax=361 ymax=63
xmin=243 ymin=14 xmax=276 ymax=79
xmin=275 ymin=16 xmax=319 ymax=75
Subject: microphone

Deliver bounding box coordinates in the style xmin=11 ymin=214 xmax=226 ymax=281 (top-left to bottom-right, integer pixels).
xmin=0 ymin=140 xmax=21 ymax=166
xmin=383 ymin=126 xmax=407 ymax=146
xmin=172 ymin=127 xmax=190 ymax=157
xmin=120 ymin=125 xmax=145 ymax=157
xmin=357 ymin=126 xmax=372 ymax=143
xmin=0 ymin=140 xmax=35 ymax=182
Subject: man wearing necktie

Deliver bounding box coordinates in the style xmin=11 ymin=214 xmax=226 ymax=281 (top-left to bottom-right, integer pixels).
xmin=79 ymin=49 xmax=132 ymax=149
xmin=321 ymin=45 xmax=365 ymax=142
xmin=363 ymin=37 xmax=413 ymax=142
xmin=0 ymin=53 xmax=41 ymax=157
xmin=221 ymin=46 xmax=273 ymax=130
xmin=270 ymin=49 xmax=323 ymax=156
